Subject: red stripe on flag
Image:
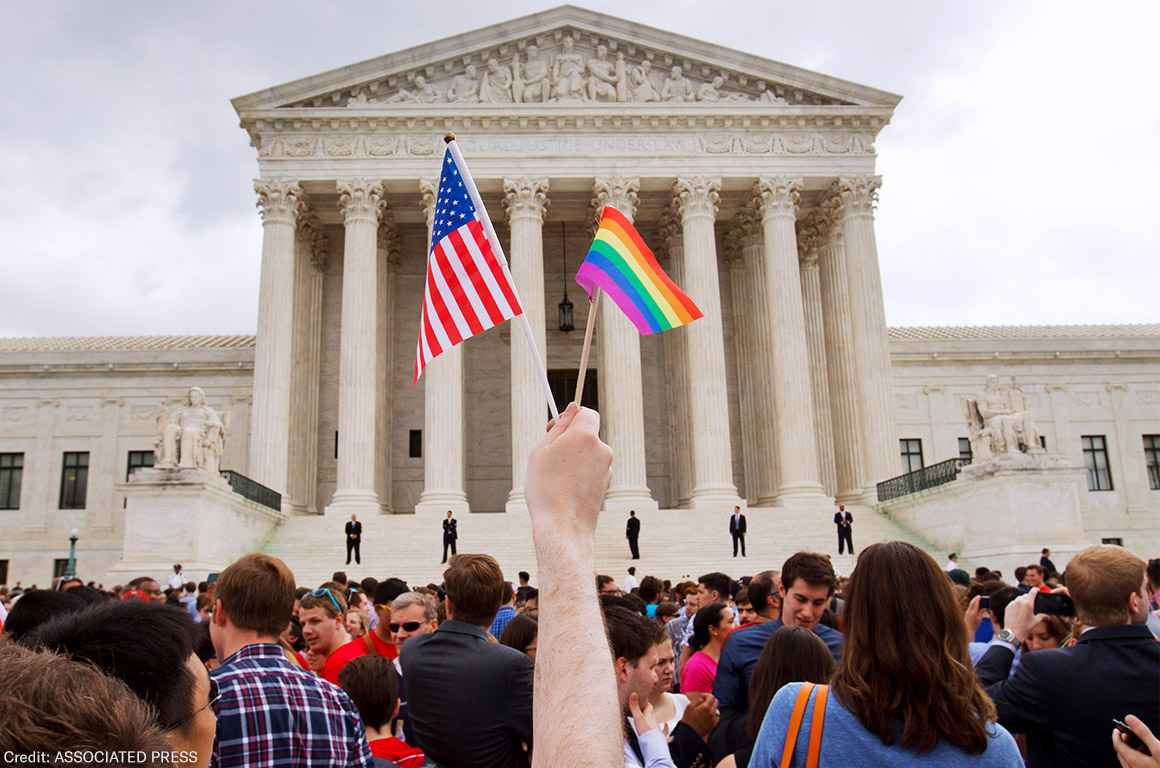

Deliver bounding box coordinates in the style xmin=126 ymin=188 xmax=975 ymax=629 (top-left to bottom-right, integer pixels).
xmin=449 ymin=227 xmax=504 ymax=326
xmin=435 ymin=238 xmax=485 ymax=336
xmin=425 ymin=260 xmax=461 ymax=347
xmin=469 ymin=221 xmax=522 ymax=316
xmin=420 ymin=295 xmax=444 ymax=359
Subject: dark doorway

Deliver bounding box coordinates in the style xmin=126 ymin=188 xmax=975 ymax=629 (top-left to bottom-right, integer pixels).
xmin=548 ymin=369 xmax=598 ymax=415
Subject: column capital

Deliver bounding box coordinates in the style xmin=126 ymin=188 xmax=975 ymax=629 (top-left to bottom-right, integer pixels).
xmin=298 ymin=213 xmax=330 ymax=270
xmin=731 ymin=204 xmax=763 ymax=248
xmin=592 ymin=176 xmax=640 ymax=223
xmin=836 ymin=175 xmax=882 ymax=216
xmin=753 ymin=177 xmax=802 ymax=221
xmin=503 ymin=176 xmax=550 ymax=224
xmin=254 ymin=179 xmax=305 ymax=225
xmin=673 ymin=176 xmax=721 ymax=222
xmin=796 ymin=210 xmax=828 ymax=268
xmin=377 ymin=217 xmax=402 ymax=265
xmin=337 ymin=179 xmax=386 ymax=224
xmin=418 ymin=178 xmax=438 ymax=227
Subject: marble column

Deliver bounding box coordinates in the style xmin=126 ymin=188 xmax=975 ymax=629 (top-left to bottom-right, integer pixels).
xmin=285 ymin=215 xmax=327 ymax=514
xmin=325 ymin=179 xmax=386 ymax=518
xmin=737 ymin=206 xmax=781 ymax=505
xmin=593 ymin=176 xmax=657 ymax=514
xmin=725 ymin=228 xmax=759 ymax=504
xmin=1046 ymin=385 xmax=1076 ymax=462
xmin=250 ymin=180 xmax=304 ymax=500
xmin=87 ymin=398 xmax=124 ymax=533
xmin=415 ymin=178 xmax=470 ymax=517
xmin=673 ymin=177 xmax=740 ymax=512
xmin=817 ymin=207 xmax=866 ymax=503
xmin=659 ymin=210 xmax=694 ymax=508
xmin=754 ymin=177 xmax=828 ymax=509
xmin=503 ymin=177 xmax=550 ymax=514
xmin=797 ymin=216 xmax=838 ymax=498
xmin=24 ymin=399 xmax=60 ymax=531
xmin=1107 ymin=383 xmax=1149 ymax=514
xmin=375 ymin=221 xmax=399 ymax=514
xmin=836 ymin=176 xmax=898 ymax=500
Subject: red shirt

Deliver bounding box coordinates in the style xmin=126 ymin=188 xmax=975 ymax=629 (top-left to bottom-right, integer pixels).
xmin=369 ymin=738 xmax=425 ymax=767
xmin=365 ymin=630 xmax=399 ymax=660
xmin=319 ymin=639 xmax=369 ymax=685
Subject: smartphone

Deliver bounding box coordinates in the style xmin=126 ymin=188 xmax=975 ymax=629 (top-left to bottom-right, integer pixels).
xmin=979 ymin=595 xmax=990 ymax=610
xmin=1113 ymin=718 xmax=1151 ymax=755
xmin=1033 ymin=591 xmax=1075 ymax=616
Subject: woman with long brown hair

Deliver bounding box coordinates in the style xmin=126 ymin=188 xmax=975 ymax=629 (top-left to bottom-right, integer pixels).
xmin=748 ymin=541 xmax=1022 ymax=766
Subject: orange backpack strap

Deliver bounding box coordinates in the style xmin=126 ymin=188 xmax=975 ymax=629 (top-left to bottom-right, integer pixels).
xmin=778 ymin=683 xmax=815 ymax=768
xmin=804 ymin=685 xmax=829 ymax=768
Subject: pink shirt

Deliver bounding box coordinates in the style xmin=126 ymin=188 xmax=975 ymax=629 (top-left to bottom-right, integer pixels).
xmin=681 ymin=651 xmax=718 ymax=694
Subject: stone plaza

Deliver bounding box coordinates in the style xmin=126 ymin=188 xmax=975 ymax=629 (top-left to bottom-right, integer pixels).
xmin=1 ymin=7 xmax=1158 ymax=586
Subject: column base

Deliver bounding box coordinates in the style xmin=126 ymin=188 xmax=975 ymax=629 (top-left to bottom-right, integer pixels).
xmin=284 ymin=502 xmax=319 ymax=516
xmin=773 ymin=482 xmax=835 ymax=513
xmin=415 ymin=490 xmax=471 ymax=518
xmin=689 ymin=484 xmax=743 ymax=515
xmin=324 ymin=489 xmax=383 ymax=519
xmin=603 ymin=488 xmax=659 ymax=516
xmin=505 ymin=488 xmax=528 ymax=516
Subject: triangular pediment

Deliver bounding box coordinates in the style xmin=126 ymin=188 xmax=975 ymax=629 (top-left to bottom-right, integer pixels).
xmin=232 ymin=6 xmax=900 ymax=114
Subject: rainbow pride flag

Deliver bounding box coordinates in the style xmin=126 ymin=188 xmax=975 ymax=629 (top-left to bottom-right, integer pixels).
xmin=576 ymin=206 xmax=703 ymax=335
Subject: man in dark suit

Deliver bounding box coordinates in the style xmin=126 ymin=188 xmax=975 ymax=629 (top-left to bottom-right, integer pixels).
xmin=975 ymin=545 xmax=1159 ymax=768
xmin=626 ymin=510 xmax=641 ymax=560
xmin=729 ymin=505 xmax=747 ymax=557
xmin=441 ymin=510 xmax=458 ymax=564
xmin=402 ymin=554 xmax=532 ymax=768
xmin=833 ymin=504 xmax=854 ymax=554
xmin=1039 ymin=547 xmax=1058 ymax=579
xmin=344 ymin=514 xmax=361 ymax=565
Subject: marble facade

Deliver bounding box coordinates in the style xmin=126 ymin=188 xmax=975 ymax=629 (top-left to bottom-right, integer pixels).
xmin=0 ymin=9 xmax=1157 ymax=584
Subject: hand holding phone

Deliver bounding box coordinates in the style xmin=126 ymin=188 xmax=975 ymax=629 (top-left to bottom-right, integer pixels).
xmin=1033 ymin=591 xmax=1075 ymax=616
xmin=1112 ymin=717 xmax=1154 ymax=757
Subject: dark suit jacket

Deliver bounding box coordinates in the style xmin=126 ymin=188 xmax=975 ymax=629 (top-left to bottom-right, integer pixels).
xmin=1040 ymin=555 xmax=1057 ymax=576
xmin=626 ymin=517 xmax=641 ymax=538
xmin=729 ymin=513 xmax=747 ymax=535
xmin=344 ymin=521 xmax=361 ymax=541
xmin=401 ymin=620 xmax=533 ymax=768
xmin=976 ymin=623 xmax=1160 ymax=768
xmin=442 ymin=518 xmax=458 ymax=542
xmin=833 ymin=511 xmax=853 ymax=529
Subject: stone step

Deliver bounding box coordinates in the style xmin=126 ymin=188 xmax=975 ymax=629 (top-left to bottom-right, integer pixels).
xmin=263 ymin=504 xmax=939 ymax=588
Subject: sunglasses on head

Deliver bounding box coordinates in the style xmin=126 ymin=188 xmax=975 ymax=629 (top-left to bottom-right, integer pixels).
xmin=310 ymin=587 xmax=343 ymax=614
xmin=389 ymin=621 xmax=423 ymax=633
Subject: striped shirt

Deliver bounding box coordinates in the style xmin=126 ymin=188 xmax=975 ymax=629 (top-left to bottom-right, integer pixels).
xmin=210 ymin=642 xmax=374 ymax=768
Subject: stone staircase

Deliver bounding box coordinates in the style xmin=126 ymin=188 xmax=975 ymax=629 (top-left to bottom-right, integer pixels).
xmin=262 ymin=503 xmax=939 ymax=589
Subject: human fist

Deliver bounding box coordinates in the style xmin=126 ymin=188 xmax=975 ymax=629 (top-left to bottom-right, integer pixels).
xmin=681 ymin=691 xmax=720 ymax=741
xmin=525 ymin=403 xmax=612 ymax=541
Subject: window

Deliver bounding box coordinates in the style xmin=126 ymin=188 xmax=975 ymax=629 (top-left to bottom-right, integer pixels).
xmin=0 ymin=453 xmax=23 ymax=510
xmin=1081 ymin=435 xmax=1113 ymax=491
xmin=548 ymin=369 xmax=598 ymax=415
xmin=59 ymin=452 xmax=90 ymax=509
xmin=126 ymin=450 xmax=154 ymax=480
xmin=53 ymin=559 xmax=70 ymax=578
xmin=409 ymin=430 xmax=422 ymax=459
xmin=957 ymin=438 xmax=973 ymax=464
xmin=899 ymin=439 xmax=924 ymax=474
xmin=1145 ymin=435 xmax=1160 ymax=491
xmin=0 ymin=559 xmax=8 ymax=586
xmin=334 ymin=431 xmax=339 ymax=460
xmin=1101 ymin=537 xmax=1124 ymax=547
xmin=1039 ymin=435 xmax=1047 ymax=451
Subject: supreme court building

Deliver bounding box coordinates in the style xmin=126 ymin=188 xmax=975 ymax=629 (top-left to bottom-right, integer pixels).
xmin=2 ymin=7 xmax=1158 ymax=585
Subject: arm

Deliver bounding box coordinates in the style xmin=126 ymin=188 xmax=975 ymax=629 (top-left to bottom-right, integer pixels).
xmin=525 ymin=404 xmax=621 ymax=768
xmin=712 ymin=638 xmax=743 ymax=716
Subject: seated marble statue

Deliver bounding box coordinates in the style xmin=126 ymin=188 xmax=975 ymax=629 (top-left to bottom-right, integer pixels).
xmin=965 ymin=376 xmax=1043 ymax=459
xmin=155 ymin=386 xmax=226 ymax=473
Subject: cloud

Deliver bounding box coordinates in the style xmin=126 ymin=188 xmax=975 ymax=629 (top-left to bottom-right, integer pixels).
xmin=2 ymin=1 xmax=1155 ymax=337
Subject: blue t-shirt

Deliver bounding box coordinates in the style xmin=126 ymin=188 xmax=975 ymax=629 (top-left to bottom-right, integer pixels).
xmin=713 ymin=619 xmax=844 ymax=715
xmin=750 ymin=683 xmax=1022 ymax=768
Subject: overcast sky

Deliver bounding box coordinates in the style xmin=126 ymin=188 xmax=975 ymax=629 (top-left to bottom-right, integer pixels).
xmin=2 ymin=1 xmax=1156 ymax=338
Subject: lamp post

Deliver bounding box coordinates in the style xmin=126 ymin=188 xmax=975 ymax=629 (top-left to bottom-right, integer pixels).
xmin=64 ymin=528 xmax=78 ymax=579
xmin=558 ymin=222 xmax=575 ymax=332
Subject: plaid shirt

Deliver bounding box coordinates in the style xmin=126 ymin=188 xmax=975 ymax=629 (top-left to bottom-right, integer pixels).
xmin=210 ymin=642 xmax=374 ymax=768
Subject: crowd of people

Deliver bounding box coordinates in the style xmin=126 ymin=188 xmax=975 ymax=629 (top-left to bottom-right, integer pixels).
xmin=1 ymin=403 xmax=1159 ymax=768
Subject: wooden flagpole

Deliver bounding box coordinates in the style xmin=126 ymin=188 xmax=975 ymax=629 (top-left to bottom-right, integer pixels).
xmin=444 ymin=133 xmax=560 ymax=421
xmin=573 ymin=289 xmax=600 ymax=406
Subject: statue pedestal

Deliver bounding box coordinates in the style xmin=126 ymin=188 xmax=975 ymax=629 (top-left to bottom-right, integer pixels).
xmin=106 ymin=467 xmax=287 ymax=584
xmin=879 ymin=455 xmax=1089 ymax=577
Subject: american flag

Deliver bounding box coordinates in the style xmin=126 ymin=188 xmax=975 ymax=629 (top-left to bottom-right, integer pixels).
xmin=414 ymin=147 xmax=523 ymax=382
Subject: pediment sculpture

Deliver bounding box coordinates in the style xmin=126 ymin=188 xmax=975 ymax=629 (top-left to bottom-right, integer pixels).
xmin=154 ymin=386 xmax=226 ymax=475
xmin=964 ymin=376 xmax=1044 ymax=462
xmin=290 ymin=33 xmax=803 ymax=109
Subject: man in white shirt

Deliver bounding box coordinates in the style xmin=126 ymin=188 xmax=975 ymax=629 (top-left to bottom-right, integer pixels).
xmin=167 ymin=563 xmax=185 ymax=592
xmin=625 ymin=567 xmax=639 ymax=593
xmin=944 ymin=552 xmax=959 ymax=572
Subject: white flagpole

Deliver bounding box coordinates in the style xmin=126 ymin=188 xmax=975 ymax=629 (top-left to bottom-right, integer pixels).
xmin=444 ymin=134 xmax=560 ymax=422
